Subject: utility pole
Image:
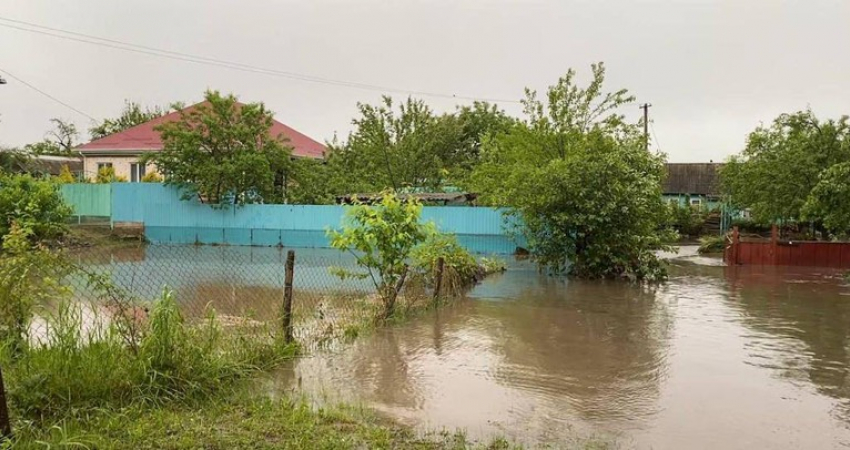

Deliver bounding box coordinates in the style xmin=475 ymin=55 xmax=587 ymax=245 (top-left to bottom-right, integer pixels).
xmin=640 ymin=103 xmax=652 ymax=152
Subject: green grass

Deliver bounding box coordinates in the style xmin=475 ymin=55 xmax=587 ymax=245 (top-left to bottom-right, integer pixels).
xmin=4 ymin=391 xmax=530 ymax=450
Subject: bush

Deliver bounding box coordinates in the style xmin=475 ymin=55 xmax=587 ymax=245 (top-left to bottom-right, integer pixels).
xmin=57 ymin=164 xmax=76 ymax=183
xmin=665 ymin=203 xmax=707 ymax=238
xmin=0 ymin=225 xmax=72 ymax=351
xmin=95 ymin=166 xmax=127 ymax=183
xmin=697 ymin=235 xmax=726 ymax=255
xmin=141 ymin=172 xmax=163 ymax=183
xmin=328 ymin=192 xmax=435 ymax=319
xmin=411 ymin=233 xmax=478 ymax=281
xmin=0 ymin=173 xmax=71 ymax=243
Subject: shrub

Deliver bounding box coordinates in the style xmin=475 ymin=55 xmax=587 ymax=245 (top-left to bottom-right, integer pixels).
xmin=328 ymin=192 xmax=435 ymax=319
xmin=0 ymin=173 xmax=71 ymax=243
xmin=56 ymin=164 xmax=76 ymax=183
xmin=141 ymin=172 xmax=163 ymax=183
xmin=95 ymin=166 xmax=127 ymax=183
xmin=411 ymin=233 xmax=478 ymax=281
xmin=697 ymin=235 xmax=726 ymax=255
xmin=480 ymin=257 xmax=507 ymax=274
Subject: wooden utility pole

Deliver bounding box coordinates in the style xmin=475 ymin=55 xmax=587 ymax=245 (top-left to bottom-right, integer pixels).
xmin=640 ymin=103 xmax=652 ymax=152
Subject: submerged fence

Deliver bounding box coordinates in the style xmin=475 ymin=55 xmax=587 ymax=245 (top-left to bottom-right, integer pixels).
xmin=725 ymin=226 xmax=850 ymax=269
xmin=61 ymin=183 xmax=521 ymax=254
xmin=29 ymin=245 xmax=448 ymax=348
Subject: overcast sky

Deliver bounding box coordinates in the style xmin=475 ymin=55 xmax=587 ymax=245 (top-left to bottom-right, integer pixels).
xmin=1 ymin=0 xmax=848 ymax=162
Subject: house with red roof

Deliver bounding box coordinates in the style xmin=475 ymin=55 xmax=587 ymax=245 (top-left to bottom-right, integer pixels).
xmin=77 ymin=102 xmax=326 ymax=182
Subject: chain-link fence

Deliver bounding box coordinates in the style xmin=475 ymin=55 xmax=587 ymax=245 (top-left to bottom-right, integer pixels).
xmin=22 ymin=243 xmax=447 ymax=351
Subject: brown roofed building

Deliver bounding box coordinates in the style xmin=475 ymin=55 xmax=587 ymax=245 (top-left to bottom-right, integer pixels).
xmin=662 ymin=163 xmax=722 ymax=208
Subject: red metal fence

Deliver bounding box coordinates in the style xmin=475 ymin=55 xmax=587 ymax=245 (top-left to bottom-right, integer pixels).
xmin=725 ymin=226 xmax=850 ymax=268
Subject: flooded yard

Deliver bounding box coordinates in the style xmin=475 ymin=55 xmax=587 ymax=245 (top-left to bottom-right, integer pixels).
xmin=270 ymin=247 xmax=850 ymax=449
xmin=64 ymin=245 xmax=850 ymax=448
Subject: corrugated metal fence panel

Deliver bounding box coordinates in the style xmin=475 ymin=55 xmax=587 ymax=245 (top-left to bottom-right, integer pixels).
xmin=110 ymin=184 xmax=521 ymax=253
xmin=60 ymin=184 xmax=111 ymax=217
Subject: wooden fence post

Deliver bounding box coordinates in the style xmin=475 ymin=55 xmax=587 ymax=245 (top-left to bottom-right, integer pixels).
xmin=770 ymin=224 xmax=779 ymax=266
xmin=731 ymin=226 xmax=740 ymax=265
xmin=0 ymin=365 xmax=11 ymax=441
xmin=282 ymin=250 xmax=295 ymax=343
xmin=433 ymin=257 xmax=445 ymax=303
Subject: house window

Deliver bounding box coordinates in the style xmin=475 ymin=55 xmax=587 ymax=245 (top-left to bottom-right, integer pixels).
xmin=690 ymin=197 xmax=702 ymax=208
xmin=130 ymin=163 xmax=146 ymax=183
xmin=97 ymin=162 xmax=113 ymax=171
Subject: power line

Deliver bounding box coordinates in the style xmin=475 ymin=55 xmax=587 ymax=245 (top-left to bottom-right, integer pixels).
xmin=650 ymin=122 xmax=663 ymax=153
xmin=0 ymin=16 xmax=521 ymax=104
xmin=0 ymin=67 xmax=96 ymax=120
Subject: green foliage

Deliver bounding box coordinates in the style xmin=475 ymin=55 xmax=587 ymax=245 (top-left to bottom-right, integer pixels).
xmin=95 ymin=165 xmax=127 ymax=183
xmin=479 ymin=257 xmax=507 ymax=274
xmin=411 ymin=233 xmax=478 ymax=281
xmin=0 ymin=172 xmax=71 ymax=242
xmin=1 ymin=286 xmax=297 ymax=421
xmin=56 ymin=164 xmax=76 ymax=183
xmin=5 ymin=392 xmax=539 ymax=449
xmin=720 ymin=110 xmax=850 ymax=224
xmin=286 ymin=158 xmax=337 ymax=204
xmin=0 ymin=225 xmax=72 ymax=351
xmin=697 ymin=235 xmax=726 ymax=255
xmin=470 ymin=63 xmax=669 ymax=281
xmin=802 ymin=162 xmax=850 ymax=236
xmin=328 ymin=192 xmax=435 ymax=318
xmin=664 ymin=202 xmax=707 ymax=238
xmin=24 ymin=118 xmax=79 ymax=156
xmin=141 ymin=172 xmax=163 ymax=183
xmin=0 ymin=147 xmax=30 ymax=173
xmin=90 ymin=100 xmax=168 ymax=140
xmin=324 ymin=97 xmax=515 ymax=196
xmin=148 ymin=90 xmax=294 ymax=206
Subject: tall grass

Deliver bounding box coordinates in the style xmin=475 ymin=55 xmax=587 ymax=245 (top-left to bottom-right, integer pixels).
xmin=1 ymin=288 xmax=297 ymax=423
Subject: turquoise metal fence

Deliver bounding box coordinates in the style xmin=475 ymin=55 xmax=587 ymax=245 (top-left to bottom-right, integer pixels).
xmin=110 ymin=184 xmax=521 ymax=254
xmin=60 ymin=184 xmax=112 ymax=219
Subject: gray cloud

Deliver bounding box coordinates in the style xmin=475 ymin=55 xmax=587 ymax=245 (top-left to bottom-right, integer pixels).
xmin=1 ymin=0 xmax=848 ymax=162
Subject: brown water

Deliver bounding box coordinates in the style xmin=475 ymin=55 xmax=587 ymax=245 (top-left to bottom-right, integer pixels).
xmin=271 ymin=248 xmax=850 ymax=449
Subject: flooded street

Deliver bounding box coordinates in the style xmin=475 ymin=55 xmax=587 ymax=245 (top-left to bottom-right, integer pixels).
xmin=274 ymin=247 xmax=850 ymax=449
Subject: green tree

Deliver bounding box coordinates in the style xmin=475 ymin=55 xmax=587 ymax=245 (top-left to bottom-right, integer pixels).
xmin=325 ymin=97 xmax=514 ymax=195
xmin=89 ymin=100 xmax=168 ymax=140
xmin=25 ymin=118 xmax=80 ymax=156
xmin=720 ymin=111 xmax=850 ymax=224
xmin=470 ymin=63 xmax=669 ymax=280
xmin=147 ymin=91 xmax=294 ymax=206
xmin=328 ymin=192 xmax=435 ymax=318
xmin=0 ymin=173 xmax=71 ymax=242
xmin=444 ymin=101 xmax=517 ymax=182
xmin=802 ymin=162 xmax=850 ymax=235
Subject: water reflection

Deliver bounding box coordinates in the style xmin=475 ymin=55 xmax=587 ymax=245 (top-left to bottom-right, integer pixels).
xmin=282 ymin=269 xmax=673 ymax=444
xmin=724 ymin=265 xmax=850 ymax=425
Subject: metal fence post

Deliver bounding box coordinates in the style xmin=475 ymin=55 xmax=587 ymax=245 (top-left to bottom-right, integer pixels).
xmin=433 ymin=257 xmax=445 ymax=303
xmin=0 ymin=365 xmax=11 ymax=441
xmin=282 ymin=250 xmax=295 ymax=343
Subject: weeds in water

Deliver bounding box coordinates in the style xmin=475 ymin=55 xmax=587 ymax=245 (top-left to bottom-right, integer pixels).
xmin=1 ymin=288 xmax=297 ymax=424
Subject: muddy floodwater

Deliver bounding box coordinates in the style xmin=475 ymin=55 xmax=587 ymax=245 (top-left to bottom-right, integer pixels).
xmin=270 ymin=247 xmax=850 ymax=449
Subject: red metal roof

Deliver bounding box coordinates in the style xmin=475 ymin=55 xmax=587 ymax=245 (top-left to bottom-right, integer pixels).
xmin=78 ymin=102 xmax=326 ymax=159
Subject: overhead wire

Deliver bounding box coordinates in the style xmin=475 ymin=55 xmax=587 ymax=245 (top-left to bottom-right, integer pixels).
xmin=0 ymin=16 xmax=521 ymax=104
xmin=0 ymin=66 xmax=96 ymax=120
